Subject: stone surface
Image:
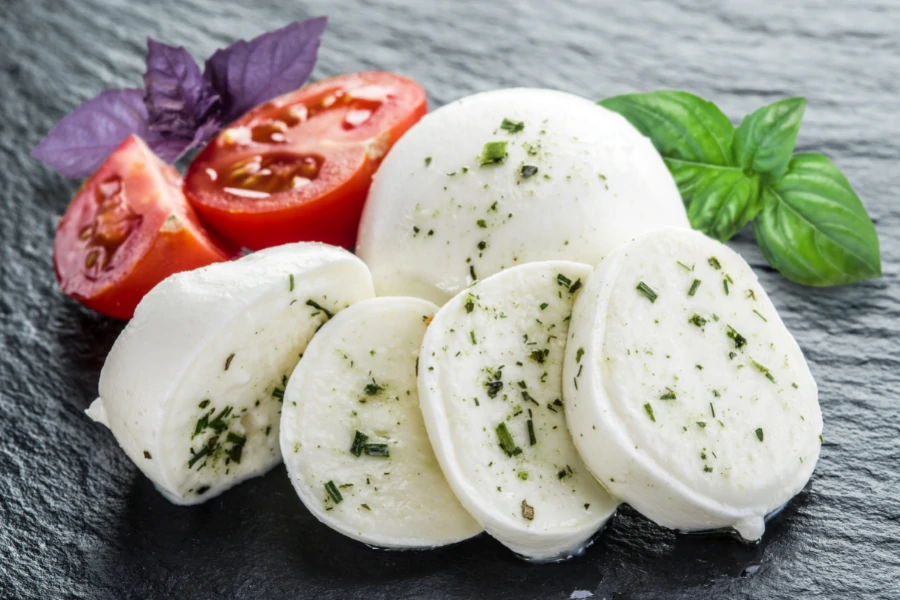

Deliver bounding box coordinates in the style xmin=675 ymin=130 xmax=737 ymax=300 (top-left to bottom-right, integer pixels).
xmin=1 ymin=0 xmax=899 ymax=598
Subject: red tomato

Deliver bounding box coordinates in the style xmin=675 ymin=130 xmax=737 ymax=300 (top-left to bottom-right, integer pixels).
xmin=183 ymin=71 xmax=427 ymax=250
xmin=53 ymin=135 xmax=236 ymax=319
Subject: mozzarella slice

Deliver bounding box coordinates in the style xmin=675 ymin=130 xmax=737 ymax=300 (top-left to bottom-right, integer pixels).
xmin=280 ymin=297 xmax=482 ymax=548
xmin=418 ymin=261 xmax=618 ymax=561
xmin=563 ymin=227 xmax=822 ymax=541
xmin=89 ymin=243 xmax=375 ymax=504
xmin=357 ymin=87 xmax=690 ymax=304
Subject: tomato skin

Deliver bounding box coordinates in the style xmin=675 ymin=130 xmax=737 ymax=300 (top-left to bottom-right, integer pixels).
xmin=53 ymin=135 xmax=236 ymax=319
xmin=184 ymin=72 xmax=427 ymax=250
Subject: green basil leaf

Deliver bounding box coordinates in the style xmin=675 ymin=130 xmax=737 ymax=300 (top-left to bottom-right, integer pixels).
xmin=753 ymin=153 xmax=881 ymax=287
xmin=733 ymin=97 xmax=806 ymax=180
xmin=599 ymin=91 xmax=735 ymax=166
xmin=688 ymin=169 xmax=761 ymax=242
xmin=600 ymin=92 xmax=739 ymax=210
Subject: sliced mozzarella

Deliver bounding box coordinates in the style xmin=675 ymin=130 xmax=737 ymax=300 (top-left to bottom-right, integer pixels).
xmin=90 ymin=243 xmax=374 ymax=504
xmin=357 ymin=87 xmax=689 ymax=304
xmin=418 ymin=261 xmax=618 ymax=561
xmin=563 ymin=227 xmax=822 ymax=541
xmin=280 ymin=297 xmax=482 ymax=548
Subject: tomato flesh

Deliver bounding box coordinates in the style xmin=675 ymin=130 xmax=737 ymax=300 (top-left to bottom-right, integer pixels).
xmin=54 ymin=135 xmax=236 ymax=319
xmin=184 ymin=72 xmax=427 ymax=250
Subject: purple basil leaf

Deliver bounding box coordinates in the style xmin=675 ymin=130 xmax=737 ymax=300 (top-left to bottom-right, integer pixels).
xmin=31 ymin=88 xmax=161 ymax=178
xmin=142 ymin=39 xmax=222 ymax=143
xmin=204 ymin=17 xmax=327 ymax=123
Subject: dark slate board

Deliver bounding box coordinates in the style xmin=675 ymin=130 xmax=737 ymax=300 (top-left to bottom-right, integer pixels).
xmin=1 ymin=0 xmax=898 ymax=598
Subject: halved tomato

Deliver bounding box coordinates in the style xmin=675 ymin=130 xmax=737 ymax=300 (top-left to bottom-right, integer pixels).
xmin=53 ymin=135 xmax=236 ymax=319
xmin=183 ymin=71 xmax=427 ymax=250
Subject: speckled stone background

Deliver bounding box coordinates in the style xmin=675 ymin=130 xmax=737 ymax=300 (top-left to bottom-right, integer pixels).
xmin=1 ymin=0 xmax=898 ymax=598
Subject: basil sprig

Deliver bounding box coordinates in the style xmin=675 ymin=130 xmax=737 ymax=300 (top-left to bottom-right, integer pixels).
xmin=599 ymin=91 xmax=881 ymax=287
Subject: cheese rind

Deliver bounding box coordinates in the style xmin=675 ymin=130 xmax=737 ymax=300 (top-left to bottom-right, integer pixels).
xmin=356 ymin=87 xmax=689 ymax=304
xmin=418 ymin=261 xmax=618 ymax=560
xmin=91 ymin=243 xmax=375 ymax=504
xmin=280 ymin=297 xmax=482 ymax=548
xmin=563 ymin=227 xmax=822 ymax=540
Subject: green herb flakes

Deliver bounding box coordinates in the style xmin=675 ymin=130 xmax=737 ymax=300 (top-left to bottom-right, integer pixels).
xmin=480 ymin=141 xmax=508 ymax=166
xmin=636 ymin=281 xmax=658 ymax=303
xmin=726 ymin=325 xmax=747 ymax=349
xmin=644 ymin=402 xmax=656 ymax=422
xmin=364 ymin=443 xmax=390 ymax=457
xmin=689 ymin=314 xmax=707 ymax=328
xmin=688 ymin=279 xmax=701 ymax=297
xmin=500 ymin=118 xmax=525 ymax=133
xmin=496 ymin=422 xmax=522 ymax=456
xmin=755 ymin=428 xmax=764 ymax=442
xmin=350 ymin=430 xmax=369 ymax=457
xmin=324 ymin=480 xmax=343 ymax=504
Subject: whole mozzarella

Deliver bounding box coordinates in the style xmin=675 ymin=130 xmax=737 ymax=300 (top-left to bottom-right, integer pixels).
xmin=418 ymin=261 xmax=618 ymax=561
xmin=88 ymin=243 xmax=375 ymax=504
xmin=563 ymin=227 xmax=823 ymax=541
xmin=356 ymin=87 xmax=689 ymax=304
xmin=280 ymin=297 xmax=482 ymax=548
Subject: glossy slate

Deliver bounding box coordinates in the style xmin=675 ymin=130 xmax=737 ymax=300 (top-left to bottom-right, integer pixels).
xmin=1 ymin=1 xmax=898 ymax=598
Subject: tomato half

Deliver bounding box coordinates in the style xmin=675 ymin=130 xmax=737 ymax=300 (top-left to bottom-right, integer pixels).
xmin=53 ymin=135 xmax=236 ymax=319
xmin=183 ymin=71 xmax=427 ymax=250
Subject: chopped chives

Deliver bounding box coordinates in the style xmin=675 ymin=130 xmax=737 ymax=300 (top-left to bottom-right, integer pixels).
xmin=470 ymin=330 xmax=477 ymax=345
xmin=363 ymin=443 xmax=390 ymax=457
xmin=697 ymin=421 xmax=707 ymax=428
xmin=751 ymin=359 xmax=776 ymax=383
xmin=688 ymin=279 xmax=701 ymax=297
xmin=755 ymin=428 xmax=764 ymax=442
xmin=644 ymin=402 xmax=656 ymax=422
xmin=710 ymin=402 xmax=716 ymax=418
xmin=659 ymin=388 xmax=676 ymax=400
xmin=187 ymin=446 xmax=209 ymax=468
xmin=499 ymin=118 xmax=525 ymax=133
xmin=636 ymin=281 xmax=658 ymax=303
xmin=224 ymin=353 xmax=235 ymax=371
xmin=753 ymin=309 xmax=768 ymax=322
xmin=350 ymin=430 xmax=369 ymax=457
xmin=677 ymin=261 xmax=693 ymax=271
xmin=289 ymin=273 xmax=295 ymax=292
xmin=305 ymin=299 xmax=334 ymax=319
xmin=723 ymin=277 xmax=730 ymax=295
xmin=576 ymin=347 xmax=585 ymax=363
xmin=324 ymin=480 xmax=343 ymax=503
xmin=464 ymin=295 xmax=475 ymax=313
xmin=689 ymin=314 xmax=707 ymax=328
xmin=708 ymin=257 xmax=722 ymax=270
xmin=568 ymin=279 xmax=583 ymax=293
xmin=726 ymin=325 xmax=747 ymax=349
xmin=480 ymin=141 xmax=508 ymax=166
xmin=495 ymin=422 xmax=522 ymax=456
xmin=556 ymin=273 xmax=572 ymax=287
xmin=424 ymin=156 xmax=432 ymax=167
xmin=527 ymin=419 xmax=537 ymax=445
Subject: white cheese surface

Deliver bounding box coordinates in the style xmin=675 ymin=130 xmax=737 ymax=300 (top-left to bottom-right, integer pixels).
xmin=418 ymin=261 xmax=618 ymax=560
xmin=563 ymin=227 xmax=822 ymax=540
xmin=356 ymin=87 xmax=690 ymax=304
xmin=90 ymin=243 xmax=375 ymax=504
xmin=280 ymin=297 xmax=482 ymax=548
